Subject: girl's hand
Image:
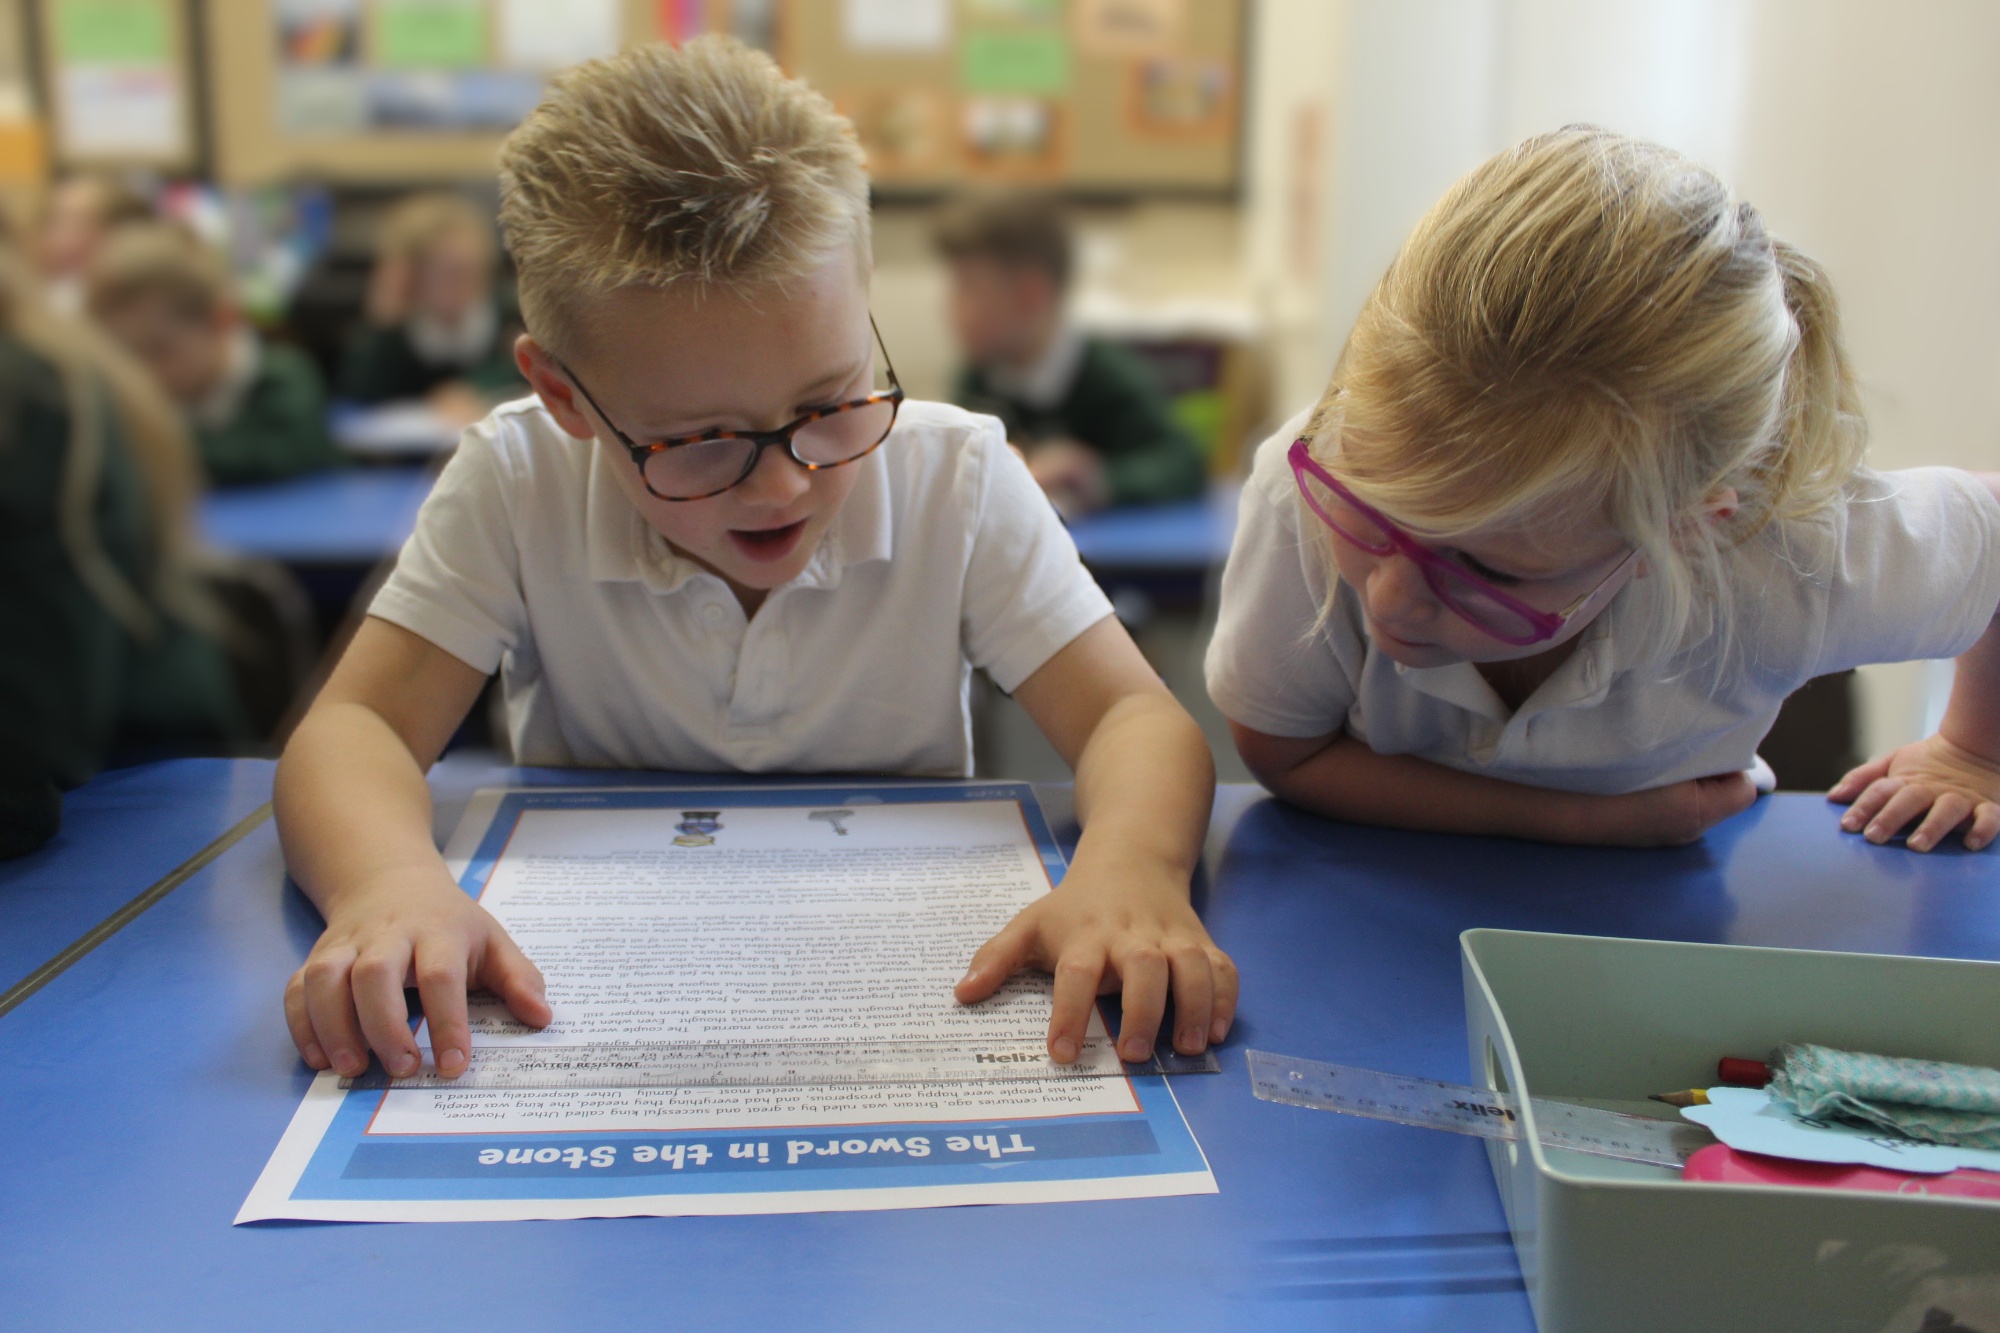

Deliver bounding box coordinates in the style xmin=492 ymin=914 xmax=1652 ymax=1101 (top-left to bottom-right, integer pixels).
xmin=283 ymin=868 xmax=550 ymax=1081
xmin=1830 ymin=735 xmax=2000 ymax=852
xmin=1573 ymin=772 xmax=1758 ymax=846
xmin=953 ymin=860 xmax=1238 ymax=1065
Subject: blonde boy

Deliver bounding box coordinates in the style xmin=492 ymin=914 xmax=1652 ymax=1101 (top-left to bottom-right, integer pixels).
xmin=277 ymin=39 xmax=1235 ymax=1082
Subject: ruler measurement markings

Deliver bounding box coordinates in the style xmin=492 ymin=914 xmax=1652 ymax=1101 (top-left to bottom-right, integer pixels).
xmin=1248 ymin=1049 xmax=1705 ymax=1169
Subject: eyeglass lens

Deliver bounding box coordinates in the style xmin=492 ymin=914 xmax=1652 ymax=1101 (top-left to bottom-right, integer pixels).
xmin=1298 ymin=465 xmax=1549 ymax=643
xmin=641 ymin=397 xmax=898 ymax=500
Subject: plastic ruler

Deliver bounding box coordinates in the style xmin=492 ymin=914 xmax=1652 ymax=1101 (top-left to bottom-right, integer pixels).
xmin=1248 ymin=1048 xmax=1713 ymax=1168
xmin=342 ymin=1035 xmax=1221 ymax=1091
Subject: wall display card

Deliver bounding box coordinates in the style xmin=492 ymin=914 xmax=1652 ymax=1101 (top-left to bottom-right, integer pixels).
xmin=50 ymin=0 xmax=184 ymax=160
xmin=374 ymin=0 xmax=488 ymax=69
xmin=499 ymin=0 xmax=619 ymax=71
xmin=841 ymin=0 xmax=949 ymax=53
xmin=239 ymin=783 xmax=1216 ymax=1222
xmin=959 ymin=28 xmax=1071 ymax=95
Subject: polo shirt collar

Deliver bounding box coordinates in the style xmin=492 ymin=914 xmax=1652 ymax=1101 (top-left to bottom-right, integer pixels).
xmin=582 ymin=436 xmax=894 ymax=596
xmin=1395 ymin=576 xmax=1643 ymax=721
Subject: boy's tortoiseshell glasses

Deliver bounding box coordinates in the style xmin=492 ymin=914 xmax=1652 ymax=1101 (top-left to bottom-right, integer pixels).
xmin=560 ymin=319 xmax=905 ymax=502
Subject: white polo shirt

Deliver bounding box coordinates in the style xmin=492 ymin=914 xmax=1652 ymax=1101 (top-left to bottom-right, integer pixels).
xmin=1206 ymin=413 xmax=2000 ymax=795
xmin=370 ymin=397 xmax=1113 ymax=775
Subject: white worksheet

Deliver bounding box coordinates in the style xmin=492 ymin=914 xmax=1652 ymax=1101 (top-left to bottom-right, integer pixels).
xmin=239 ymin=783 xmax=1216 ymax=1222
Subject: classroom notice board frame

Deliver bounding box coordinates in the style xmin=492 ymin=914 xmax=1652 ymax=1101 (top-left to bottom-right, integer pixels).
xmin=37 ymin=0 xmax=198 ymax=170
xmin=204 ymin=0 xmax=676 ymax=186
xmin=788 ymin=0 xmax=1244 ymax=194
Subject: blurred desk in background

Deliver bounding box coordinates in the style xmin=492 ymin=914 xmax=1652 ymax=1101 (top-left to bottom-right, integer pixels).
xmin=200 ymin=467 xmax=432 ymax=567
xmin=1066 ymin=483 xmax=1239 ymax=613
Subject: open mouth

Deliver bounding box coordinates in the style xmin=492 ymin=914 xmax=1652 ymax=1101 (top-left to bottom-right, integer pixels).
xmin=727 ymin=519 xmax=808 ymax=563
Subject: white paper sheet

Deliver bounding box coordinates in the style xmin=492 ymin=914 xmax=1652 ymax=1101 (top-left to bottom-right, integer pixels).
xmin=239 ymin=785 xmax=1215 ymax=1222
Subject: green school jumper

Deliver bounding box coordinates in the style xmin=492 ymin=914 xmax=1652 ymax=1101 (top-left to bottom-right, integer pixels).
xmin=954 ymin=337 xmax=1208 ymax=507
xmin=0 ymin=337 xmax=245 ymax=857
xmin=197 ymin=341 xmax=345 ymax=487
xmin=335 ymin=300 xmax=526 ymax=405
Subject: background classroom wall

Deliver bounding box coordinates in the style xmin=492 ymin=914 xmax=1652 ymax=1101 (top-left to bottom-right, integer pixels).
xmin=1244 ymin=0 xmax=2000 ymax=759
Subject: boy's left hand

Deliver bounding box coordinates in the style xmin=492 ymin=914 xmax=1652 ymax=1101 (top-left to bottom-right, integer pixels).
xmin=954 ymin=861 xmax=1238 ymax=1064
xmin=1830 ymin=734 xmax=2000 ymax=852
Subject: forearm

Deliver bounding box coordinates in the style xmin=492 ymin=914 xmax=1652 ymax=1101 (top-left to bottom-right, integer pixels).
xmin=1260 ymin=733 xmax=1585 ymax=842
xmin=1940 ymin=615 xmax=2000 ymax=765
xmin=1068 ymin=691 xmax=1214 ymax=888
xmin=274 ymin=701 xmax=450 ymax=919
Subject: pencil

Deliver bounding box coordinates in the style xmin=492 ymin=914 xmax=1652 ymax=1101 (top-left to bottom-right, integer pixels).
xmin=1649 ymin=1089 xmax=1710 ymax=1108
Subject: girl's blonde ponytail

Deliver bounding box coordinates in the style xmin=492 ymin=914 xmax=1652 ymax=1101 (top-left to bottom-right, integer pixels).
xmin=1769 ymin=238 xmax=1867 ymax=522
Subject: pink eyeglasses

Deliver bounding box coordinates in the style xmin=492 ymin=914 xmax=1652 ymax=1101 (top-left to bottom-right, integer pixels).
xmin=1287 ymin=437 xmax=1640 ymax=647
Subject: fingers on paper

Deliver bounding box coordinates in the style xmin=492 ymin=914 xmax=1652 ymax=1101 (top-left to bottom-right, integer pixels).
xmin=283 ymin=968 xmax=326 ymax=1069
xmin=300 ymin=944 xmax=370 ymax=1079
xmin=1048 ymin=945 xmax=1106 ymax=1066
xmin=1204 ymin=946 xmax=1240 ymax=1046
xmin=481 ymin=926 xmax=552 ymax=1030
xmin=1113 ymin=946 xmax=1169 ymax=1063
xmin=351 ymin=940 xmax=420 ymax=1078
xmin=413 ymin=941 xmax=471 ymax=1078
xmin=1163 ymin=941 xmax=1212 ymax=1056
xmin=954 ymin=908 xmax=1040 ymax=1006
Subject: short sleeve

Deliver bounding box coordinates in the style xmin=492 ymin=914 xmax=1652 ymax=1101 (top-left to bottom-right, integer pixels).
xmin=960 ymin=421 xmax=1115 ymax=692
xmin=1204 ymin=424 xmax=1359 ymax=738
xmin=367 ymin=423 xmax=526 ymax=675
xmin=1813 ymin=468 xmax=2000 ymax=675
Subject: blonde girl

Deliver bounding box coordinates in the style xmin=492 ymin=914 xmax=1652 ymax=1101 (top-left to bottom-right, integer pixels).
xmin=1206 ymin=127 xmax=2000 ymax=850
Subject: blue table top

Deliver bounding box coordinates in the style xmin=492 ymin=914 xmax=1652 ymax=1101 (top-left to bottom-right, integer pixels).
xmin=2 ymin=763 xmax=1995 ymax=1331
xmin=197 ymin=466 xmax=1239 ymax=576
xmin=0 ymin=758 xmax=271 ymax=998
xmin=1065 ymin=483 xmax=1239 ymax=572
xmin=199 ymin=467 xmax=433 ymax=565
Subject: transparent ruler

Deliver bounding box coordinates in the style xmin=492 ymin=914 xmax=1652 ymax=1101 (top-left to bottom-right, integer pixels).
xmin=1247 ymin=1049 xmax=1713 ymax=1168
xmin=343 ymin=1035 xmax=1221 ymax=1092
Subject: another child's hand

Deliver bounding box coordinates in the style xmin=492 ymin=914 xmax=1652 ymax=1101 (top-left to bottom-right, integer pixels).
xmin=1830 ymin=735 xmax=2000 ymax=852
xmin=1026 ymin=439 xmax=1109 ymax=517
xmin=1574 ymin=771 xmax=1758 ymax=846
xmin=283 ymin=869 xmax=550 ymax=1080
xmin=952 ymin=862 xmax=1238 ymax=1065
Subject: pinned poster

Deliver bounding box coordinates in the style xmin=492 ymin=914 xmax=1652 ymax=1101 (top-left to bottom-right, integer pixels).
xmin=959 ymin=29 xmax=1071 ymax=95
xmin=374 ymin=0 xmax=488 ymax=69
xmin=49 ymin=0 xmax=187 ymax=161
xmin=500 ymin=0 xmax=620 ymax=70
xmin=841 ymin=0 xmax=950 ymax=54
xmin=1073 ymin=0 xmax=1180 ymax=58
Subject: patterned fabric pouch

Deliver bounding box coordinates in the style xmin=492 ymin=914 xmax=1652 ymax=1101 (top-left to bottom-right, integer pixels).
xmin=1770 ymin=1043 xmax=2000 ymax=1150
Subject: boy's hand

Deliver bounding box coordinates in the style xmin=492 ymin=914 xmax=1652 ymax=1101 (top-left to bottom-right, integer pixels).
xmin=953 ymin=860 xmax=1238 ymax=1065
xmin=283 ymin=869 xmax=550 ymax=1081
xmin=1570 ymin=771 xmax=1758 ymax=846
xmin=1830 ymin=735 xmax=2000 ymax=852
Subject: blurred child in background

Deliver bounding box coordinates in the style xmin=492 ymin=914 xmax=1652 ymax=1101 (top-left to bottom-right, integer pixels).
xmin=88 ymin=223 xmax=342 ymax=488
xmin=935 ymin=192 xmax=1205 ymax=516
xmin=0 ymin=229 xmax=244 ymax=858
xmin=337 ymin=192 xmax=523 ymax=427
xmin=34 ymin=173 xmax=154 ymax=315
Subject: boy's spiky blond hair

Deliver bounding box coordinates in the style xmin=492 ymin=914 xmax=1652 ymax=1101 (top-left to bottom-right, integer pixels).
xmin=498 ymin=36 xmax=870 ymax=359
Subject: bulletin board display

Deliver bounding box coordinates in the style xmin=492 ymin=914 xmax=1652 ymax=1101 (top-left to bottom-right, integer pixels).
xmin=788 ymin=0 xmax=1242 ymax=193
xmin=38 ymin=0 xmax=196 ymax=169
xmin=205 ymin=0 xmax=774 ymax=185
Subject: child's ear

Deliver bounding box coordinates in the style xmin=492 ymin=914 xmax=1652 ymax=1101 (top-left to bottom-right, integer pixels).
xmin=515 ymin=333 xmax=596 ymax=442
